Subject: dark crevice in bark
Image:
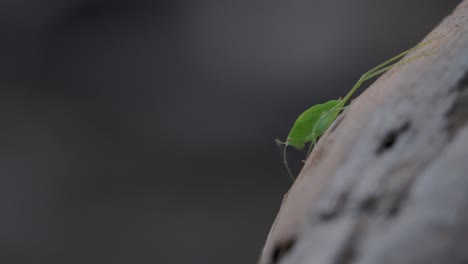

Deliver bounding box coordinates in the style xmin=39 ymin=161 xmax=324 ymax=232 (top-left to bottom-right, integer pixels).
xmin=332 ymin=220 xmax=366 ymax=264
xmin=271 ymin=238 xmax=296 ymax=264
xmin=446 ymin=70 xmax=468 ymax=136
xmin=385 ymin=177 xmax=416 ymax=218
xmin=359 ymin=194 xmax=381 ymax=214
xmin=318 ymin=190 xmax=350 ymax=222
xmin=376 ymin=121 xmax=411 ymax=155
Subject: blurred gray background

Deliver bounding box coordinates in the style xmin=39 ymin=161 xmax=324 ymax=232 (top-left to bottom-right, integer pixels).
xmin=0 ymin=0 xmax=460 ymax=263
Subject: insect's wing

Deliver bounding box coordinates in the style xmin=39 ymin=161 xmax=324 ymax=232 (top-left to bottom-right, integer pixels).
xmin=311 ymin=100 xmax=343 ymax=138
xmin=286 ymin=103 xmax=324 ymax=149
xmin=288 ymin=100 xmax=341 ymax=148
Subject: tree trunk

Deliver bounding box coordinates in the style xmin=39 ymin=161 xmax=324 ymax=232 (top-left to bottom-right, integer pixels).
xmin=259 ymin=2 xmax=468 ymax=264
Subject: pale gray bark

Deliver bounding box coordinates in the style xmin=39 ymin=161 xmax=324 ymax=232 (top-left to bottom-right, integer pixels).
xmin=260 ymin=2 xmax=468 ymax=264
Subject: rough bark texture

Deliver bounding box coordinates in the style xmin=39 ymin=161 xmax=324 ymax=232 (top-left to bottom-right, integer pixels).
xmin=260 ymin=2 xmax=468 ymax=264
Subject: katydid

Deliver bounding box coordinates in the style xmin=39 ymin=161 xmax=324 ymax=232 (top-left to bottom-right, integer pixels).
xmin=277 ymin=39 xmax=435 ymax=181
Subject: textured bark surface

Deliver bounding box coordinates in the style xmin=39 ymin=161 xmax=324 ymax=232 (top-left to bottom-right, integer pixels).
xmin=260 ymin=2 xmax=468 ymax=264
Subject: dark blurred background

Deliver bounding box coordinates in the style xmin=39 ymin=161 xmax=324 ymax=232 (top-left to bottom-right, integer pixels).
xmin=0 ymin=0 xmax=460 ymax=263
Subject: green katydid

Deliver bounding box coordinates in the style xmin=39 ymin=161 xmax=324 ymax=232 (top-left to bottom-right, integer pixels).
xmin=277 ymin=39 xmax=435 ymax=181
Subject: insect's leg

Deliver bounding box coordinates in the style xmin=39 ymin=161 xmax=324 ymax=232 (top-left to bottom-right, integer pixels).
xmin=361 ymin=37 xmax=436 ymax=80
xmin=361 ymin=49 xmax=412 ymax=80
xmin=341 ymin=79 xmax=363 ymax=106
xmin=342 ymin=49 xmax=433 ymax=106
xmin=337 ymin=106 xmax=346 ymax=111
xmin=341 ymin=38 xmax=437 ymax=106
xmin=275 ymin=139 xmax=295 ymax=181
xmin=308 ymin=141 xmax=314 ymax=156
xmin=305 ymin=140 xmax=315 ymax=160
xmin=283 ymin=144 xmax=295 ymax=181
xmin=329 ymin=105 xmax=346 ymax=112
xmin=361 ymin=52 xmax=432 ymax=82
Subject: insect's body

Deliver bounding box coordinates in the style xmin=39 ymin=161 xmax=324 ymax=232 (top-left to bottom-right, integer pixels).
xmin=286 ymin=99 xmax=342 ymax=149
xmin=278 ymin=37 xmax=436 ymax=180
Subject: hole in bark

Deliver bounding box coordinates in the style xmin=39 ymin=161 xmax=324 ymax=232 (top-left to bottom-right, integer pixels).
xmin=332 ymin=221 xmax=364 ymax=264
xmin=387 ymin=195 xmax=405 ymax=217
xmin=387 ymin=182 xmax=413 ymax=218
xmin=318 ymin=191 xmax=349 ymax=221
xmin=319 ymin=210 xmax=338 ymax=221
xmin=376 ymin=122 xmax=410 ymax=154
xmin=387 ymin=202 xmax=401 ymax=217
xmin=359 ymin=195 xmax=380 ymax=213
xmin=271 ymin=239 xmax=295 ymax=264
xmin=333 ymin=244 xmax=356 ymax=264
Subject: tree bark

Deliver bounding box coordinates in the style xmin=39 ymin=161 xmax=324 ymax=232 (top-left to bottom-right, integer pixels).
xmin=260 ymin=2 xmax=468 ymax=264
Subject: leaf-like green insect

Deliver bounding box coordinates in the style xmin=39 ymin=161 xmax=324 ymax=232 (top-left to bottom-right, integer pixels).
xmin=277 ymin=38 xmax=436 ymax=180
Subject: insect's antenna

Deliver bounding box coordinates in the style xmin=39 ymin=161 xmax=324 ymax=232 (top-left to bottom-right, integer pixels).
xmin=275 ymin=139 xmax=295 ymax=181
